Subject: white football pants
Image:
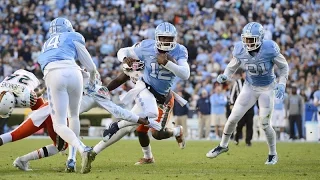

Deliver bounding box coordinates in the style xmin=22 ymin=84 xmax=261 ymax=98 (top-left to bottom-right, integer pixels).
xmin=45 ymin=67 xmax=86 ymax=153
xmin=225 ymin=83 xmax=275 ymax=133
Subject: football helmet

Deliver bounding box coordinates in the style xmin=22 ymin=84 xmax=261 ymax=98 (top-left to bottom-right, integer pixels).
xmin=122 ymin=59 xmax=145 ymax=72
xmin=49 ymin=17 xmax=74 ymax=36
xmin=0 ymin=91 xmax=15 ymax=118
xmin=155 ymin=22 xmax=177 ymax=51
xmin=241 ymin=22 xmax=264 ymax=51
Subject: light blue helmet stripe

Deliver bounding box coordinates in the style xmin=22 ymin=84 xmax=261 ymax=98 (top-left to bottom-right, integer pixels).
xmin=165 ymin=22 xmax=169 ymax=33
xmin=247 ymin=22 xmax=255 ymax=34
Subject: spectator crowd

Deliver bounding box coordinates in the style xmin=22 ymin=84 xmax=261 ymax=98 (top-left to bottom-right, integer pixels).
xmin=0 ymin=0 xmax=319 ymax=140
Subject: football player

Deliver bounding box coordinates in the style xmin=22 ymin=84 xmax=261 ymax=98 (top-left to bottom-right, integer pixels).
xmin=5 ymin=70 xmax=160 ymax=172
xmin=0 ymin=69 xmax=46 ymax=145
xmin=206 ymin=22 xmax=289 ymax=165
xmin=82 ymin=22 xmax=190 ymax=170
xmin=37 ymin=17 xmax=98 ymax=173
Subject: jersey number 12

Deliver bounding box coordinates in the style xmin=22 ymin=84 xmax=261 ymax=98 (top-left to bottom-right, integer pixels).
xmin=150 ymin=62 xmax=172 ymax=80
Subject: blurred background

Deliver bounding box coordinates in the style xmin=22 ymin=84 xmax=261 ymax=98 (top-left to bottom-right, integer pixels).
xmin=0 ymin=0 xmax=319 ymax=142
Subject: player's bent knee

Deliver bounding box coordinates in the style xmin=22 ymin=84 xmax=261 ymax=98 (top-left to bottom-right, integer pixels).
xmin=151 ymin=131 xmax=162 ymax=140
xmin=260 ymin=117 xmax=271 ymax=130
xmin=52 ymin=122 xmax=66 ymax=133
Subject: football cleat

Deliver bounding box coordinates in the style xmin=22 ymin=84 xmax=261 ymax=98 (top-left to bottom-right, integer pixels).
xmin=65 ymin=159 xmax=76 ymax=172
xmin=80 ymin=147 xmax=96 ymax=174
xmin=13 ymin=157 xmax=32 ymax=171
xmin=265 ymin=155 xmax=278 ymax=165
xmin=134 ymin=157 xmax=155 ymax=165
xmin=102 ymin=122 xmax=120 ymax=142
xmin=175 ymin=126 xmax=186 ymax=149
xmin=206 ymin=145 xmax=229 ymax=158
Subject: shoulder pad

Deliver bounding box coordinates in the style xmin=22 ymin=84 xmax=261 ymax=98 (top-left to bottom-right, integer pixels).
xmin=139 ymin=39 xmax=155 ymax=48
xmin=262 ymin=40 xmax=280 ymax=57
xmin=232 ymin=41 xmax=245 ymax=56
xmin=176 ymin=44 xmax=188 ymax=59
xmin=68 ymin=32 xmax=85 ymax=45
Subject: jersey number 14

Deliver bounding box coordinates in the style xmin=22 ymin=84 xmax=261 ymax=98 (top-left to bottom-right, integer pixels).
xmin=42 ymin=35 xmax=60 ymax=52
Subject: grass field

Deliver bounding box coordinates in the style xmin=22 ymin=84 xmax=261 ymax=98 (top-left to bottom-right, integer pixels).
xmin=0 ymin=138 xmax=319 ymax=180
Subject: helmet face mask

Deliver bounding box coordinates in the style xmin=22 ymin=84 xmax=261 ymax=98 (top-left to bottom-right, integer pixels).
xmin=155 ymin=22 xmax=177 ymax=51
xmin=241 ymin=22 xmax=264 ymax=51
xmin=49 ymin=18 xmax=74 ymax=36
xmin=241 ymin=35 xmax=262 ymax=51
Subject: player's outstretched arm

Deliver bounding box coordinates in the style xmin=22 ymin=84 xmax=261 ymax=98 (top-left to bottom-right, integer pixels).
xmin=107 ymin=72 xmax=130 ymax=91
xmin=273 ymin=53 xmax=289 ymax=86
xmin=73 ymin=41 xmax=98 ymax=83
xmin=223 ymin=57 xmax=241 ymax=80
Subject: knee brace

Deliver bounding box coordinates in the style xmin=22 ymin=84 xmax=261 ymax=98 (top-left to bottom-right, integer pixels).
xmin=259 ymin=108 xmax=272 ymax=130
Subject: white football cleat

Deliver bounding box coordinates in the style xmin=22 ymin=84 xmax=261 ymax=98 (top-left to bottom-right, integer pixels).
xmin=206 ymin=145 xmax=229 ymax=158
xmin=265 ymin=155 xmax=278 ymax=165
xmin=13 ymin=157 xmax=32 ymax=171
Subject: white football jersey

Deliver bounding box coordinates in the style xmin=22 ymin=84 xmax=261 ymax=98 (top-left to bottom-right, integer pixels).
xmin=124 ymin=70 xmax=143 ymax=84
xmin=0 ymin=69 xmax=40 ymax=107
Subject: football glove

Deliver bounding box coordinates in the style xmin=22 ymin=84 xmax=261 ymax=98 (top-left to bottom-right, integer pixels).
xmin=274 ymin=84 xmax=285 ymax=99
xmin=217 ymin=74 xmax=228 ymax=83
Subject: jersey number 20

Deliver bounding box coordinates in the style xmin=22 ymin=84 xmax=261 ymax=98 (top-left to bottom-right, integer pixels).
xmin=42 ymin=34 xmax=60 ymax=52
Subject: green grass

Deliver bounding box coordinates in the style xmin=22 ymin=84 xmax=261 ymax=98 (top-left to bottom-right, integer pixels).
xmin=0 ymin=139 xmax=319 ymax=180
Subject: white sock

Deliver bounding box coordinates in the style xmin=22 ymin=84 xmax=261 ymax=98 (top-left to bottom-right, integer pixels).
xmin=20 ymin=144 xmax=59 ymax=162
xmin=68 ymin=146 xmax=77 ymax=161
xmin=264 ymin=126 xmax=277 ymax=155
xmin=68 ymin=116 xmax=80 ymax=162
xmin=118 ymin=120 xmax=138 ymax=129
xmin=219 ymin=120 xmax=237 ymax=148
xmin=173 ymin=127 xmax=179 ymax=137
xmin=0 ymin=133 xmax=12 ymax=145
xmin=142 ymin=145 xmax=153 ymax=159
xmin=93 ymin=125 xmax=137 ymax=154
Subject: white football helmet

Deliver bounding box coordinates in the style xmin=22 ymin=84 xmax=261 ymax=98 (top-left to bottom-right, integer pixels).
xmin=0 ymin=91 xmax=15 ymax=118
xmin=155 ymin=22 xmax=177 ymax=51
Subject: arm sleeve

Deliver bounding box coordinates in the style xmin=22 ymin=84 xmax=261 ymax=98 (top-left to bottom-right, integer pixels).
xmin=223 ymin=57 xmax=241 ymax=79
xmin=163 ymin=60 xmax=190 ymax=80
xmin=273 ymin=53 xmax=289 ymax=86
xmin=73 ymin=41 xmax=96 ymax=73
xmin=117 ymin=47 xmax=140 ymax=62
